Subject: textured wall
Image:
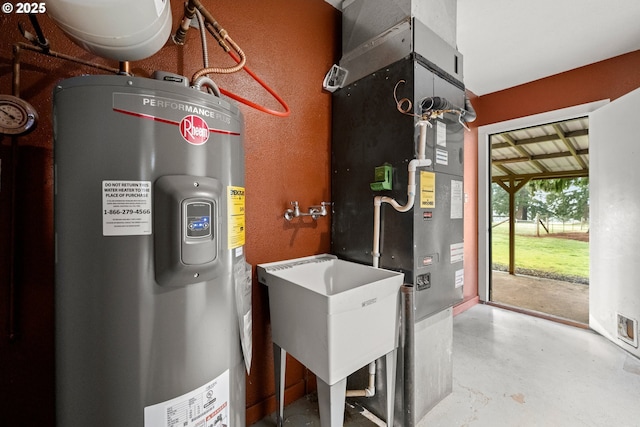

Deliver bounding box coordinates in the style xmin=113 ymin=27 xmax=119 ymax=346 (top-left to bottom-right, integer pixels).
xmin=475 ymin=50 xmax=640 ymax=126
xmin=0 ymin=1 xmax=339 ymax=425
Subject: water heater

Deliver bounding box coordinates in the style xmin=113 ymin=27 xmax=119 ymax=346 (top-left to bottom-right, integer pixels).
xmin=54 ymin=74 xmax=246 ymax=426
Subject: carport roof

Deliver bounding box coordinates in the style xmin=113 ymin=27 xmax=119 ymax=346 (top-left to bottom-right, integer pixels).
xmin=491 ymin=116 xmax=589 ymax=183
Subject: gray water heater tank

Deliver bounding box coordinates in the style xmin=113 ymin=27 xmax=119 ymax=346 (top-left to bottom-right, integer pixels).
xmin=53 ymin=74 xmax=246 ymax=426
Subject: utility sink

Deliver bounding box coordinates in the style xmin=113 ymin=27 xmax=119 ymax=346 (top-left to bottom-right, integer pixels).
xmin=257 ymin=254 xmax=404 ymax=385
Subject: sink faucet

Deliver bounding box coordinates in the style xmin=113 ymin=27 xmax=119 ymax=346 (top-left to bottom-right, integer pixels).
xmin=284 ymin=201 xmax=331 ymax=221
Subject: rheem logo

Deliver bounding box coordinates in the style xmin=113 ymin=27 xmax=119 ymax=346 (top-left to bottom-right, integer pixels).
xmin=179 ymin=115 xmax=210 ymax=145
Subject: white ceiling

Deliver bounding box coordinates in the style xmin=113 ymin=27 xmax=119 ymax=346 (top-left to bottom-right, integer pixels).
xmin=326 ymin=0 xmax=640 ymax=96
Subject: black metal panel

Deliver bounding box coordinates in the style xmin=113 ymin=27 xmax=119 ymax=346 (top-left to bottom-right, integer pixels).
xmin=332 ymin=56 xmax=464 ymax=314
xmin=332 ymin=57 xmax=433 ymax=274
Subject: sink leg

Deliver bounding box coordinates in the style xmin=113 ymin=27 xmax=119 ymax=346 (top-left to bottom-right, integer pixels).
xmin=273 ymin=344 xmax=286 ymax=427
xmin=316 ymin=377 xmax=346 ymax=427
xmin=385 ymin=349 xmax=397 ymax=426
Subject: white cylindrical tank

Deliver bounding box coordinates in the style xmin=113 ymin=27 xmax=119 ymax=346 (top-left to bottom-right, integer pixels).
xmin=47 ymin=0 xmax=172 ymax=61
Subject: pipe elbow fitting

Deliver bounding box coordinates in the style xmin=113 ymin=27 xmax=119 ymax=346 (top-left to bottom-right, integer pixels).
xmin=364 ymin=387 xmax=375 ymax=398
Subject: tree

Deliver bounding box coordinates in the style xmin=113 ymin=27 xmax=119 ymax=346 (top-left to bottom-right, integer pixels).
xmin=528 ymin=178 xmax=589 ymax=222
xmin=492 ymin=182 xmax=534 ymax=221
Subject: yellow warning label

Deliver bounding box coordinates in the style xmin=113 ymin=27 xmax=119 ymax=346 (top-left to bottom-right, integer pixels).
xmin=228 ymin=186 xmax=245 ymax=249
xmin=420 ymin=171 xmax=436 ymax=209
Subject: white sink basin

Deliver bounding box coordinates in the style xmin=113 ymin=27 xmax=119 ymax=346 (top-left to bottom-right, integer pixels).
xmin=257 ymin=254 xmax=404 ymax=385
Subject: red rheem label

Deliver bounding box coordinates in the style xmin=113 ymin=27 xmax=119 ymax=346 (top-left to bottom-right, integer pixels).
xmin=179 ymin=115 xmax=210 ymax=145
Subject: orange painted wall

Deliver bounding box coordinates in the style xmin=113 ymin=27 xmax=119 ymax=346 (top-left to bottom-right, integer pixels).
xmin=476 ymin=50 xmax=640 ymax=127
xmin=0 ymin=2 xmax=339 ymax=425
xmin=455 ymin=91 xmax=481 ymax=315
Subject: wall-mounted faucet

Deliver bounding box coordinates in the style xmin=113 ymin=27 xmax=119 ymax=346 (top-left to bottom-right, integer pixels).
xmin=284 ymin=201 xmax=331 ymax=221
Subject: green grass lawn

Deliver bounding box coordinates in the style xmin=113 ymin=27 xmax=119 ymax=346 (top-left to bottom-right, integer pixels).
xmin=491 ymin=222 xmax=589 ymax=280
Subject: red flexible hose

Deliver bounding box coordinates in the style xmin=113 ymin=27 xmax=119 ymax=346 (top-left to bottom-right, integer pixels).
xmin=220 ymin=51 xmax=291 ymax=117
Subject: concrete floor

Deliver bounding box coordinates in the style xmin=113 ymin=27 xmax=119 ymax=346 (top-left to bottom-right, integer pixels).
xmin=491 ymin=271 xmax=589 ymax=324
xmin=251 ymin=304 xmax=640 ymax=426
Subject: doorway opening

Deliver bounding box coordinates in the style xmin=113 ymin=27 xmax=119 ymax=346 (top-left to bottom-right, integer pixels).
xmin=488 ymin=117 xmax=590 ymax=324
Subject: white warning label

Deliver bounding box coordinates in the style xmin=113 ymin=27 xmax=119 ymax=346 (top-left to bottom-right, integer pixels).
xmin=102 ymin=180 xmax=152 ymax=236
xmin=450 ymin=242 xmax=464 ymax=264
xmin=144 ymin=370 xmax=230 ymax=427
xmin=455 ymin=268 xmax=464 ymax=288
xmin=436 ymin=121 xmax=447 ymax=147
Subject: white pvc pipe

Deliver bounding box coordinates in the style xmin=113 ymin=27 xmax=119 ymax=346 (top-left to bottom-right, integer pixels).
xmin=417 ymin=120 xmax=428 ymax=160
xmin=372 ymin=121 xmax=431 ymax=269
xmin=350 ymin=121 xmax=431 ymax=398
xmin=345 ymin=361 xmax=377 ymax=398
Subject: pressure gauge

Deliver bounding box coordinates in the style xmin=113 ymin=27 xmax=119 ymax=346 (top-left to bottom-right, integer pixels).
xmin=0 ymin=95 xmax=38 ymax=136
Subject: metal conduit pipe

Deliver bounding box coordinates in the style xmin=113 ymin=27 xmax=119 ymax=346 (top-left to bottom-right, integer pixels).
xmin=173 ymin=0 xmax=246 ymax=82
xmin=191 ymin=33 xmax=246 ymax=80
xmin=193 ymin=76 xmax=221 ymax=97
xmin=195 ymin=9 xmax=209 ymax=70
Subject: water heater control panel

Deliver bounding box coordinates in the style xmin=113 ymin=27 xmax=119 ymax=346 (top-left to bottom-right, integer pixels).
xmin=154 ymin=176 xmax=222 ymax=286
xmin=181 ymin=198 xmax=216 ymax=267
xmin=185 ymin=201 xmax=212 ymax=238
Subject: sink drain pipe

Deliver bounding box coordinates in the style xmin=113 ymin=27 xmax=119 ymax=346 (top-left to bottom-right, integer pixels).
xmin=345 ymin=361 xmax=377 ymax=397
xmin=345 ymin=121 xmax=430 ymax=399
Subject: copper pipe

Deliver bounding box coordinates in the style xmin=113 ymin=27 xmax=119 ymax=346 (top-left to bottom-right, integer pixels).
xmin=119 ymin=61 xmax=131 ymax=76
xmin=12 ymin=44 xmax=21 ymax=97
xmin=13 ymin=42 xmax=121 ymax=78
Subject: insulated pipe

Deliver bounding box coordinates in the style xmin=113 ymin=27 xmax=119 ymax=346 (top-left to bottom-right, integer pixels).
xmin=421 ymin=96 xmax=454 ymax=113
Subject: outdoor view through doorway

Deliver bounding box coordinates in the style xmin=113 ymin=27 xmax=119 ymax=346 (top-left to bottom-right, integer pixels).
xmin=489 ymin=117 xmax=590 ymax=324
